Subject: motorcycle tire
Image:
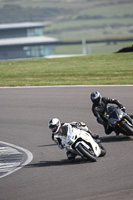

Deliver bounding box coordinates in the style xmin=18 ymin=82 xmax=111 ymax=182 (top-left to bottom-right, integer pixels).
xmin=98 ymin=143 xmax=106 ymax=157
xmin=76 ymin=143 xmax=97 ymax=162
xmin=121 ymin=120 xmax=133 ymax=136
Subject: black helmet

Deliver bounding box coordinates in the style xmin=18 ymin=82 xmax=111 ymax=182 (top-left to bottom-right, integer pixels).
xmin=48 ymin=118 xmax=61 ymax=133
xmin=90 ymin=91 xmax=101 ymax=104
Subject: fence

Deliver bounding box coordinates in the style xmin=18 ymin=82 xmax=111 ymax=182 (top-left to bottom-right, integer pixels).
xmin=55 ymin=38 xmax=133 ymax=55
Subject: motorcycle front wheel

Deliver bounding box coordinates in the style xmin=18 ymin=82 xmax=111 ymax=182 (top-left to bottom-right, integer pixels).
xmin=120 ymin=120 xmax=133 ymax=136
xmin=76 ymin=143 xmax=97 ymax=162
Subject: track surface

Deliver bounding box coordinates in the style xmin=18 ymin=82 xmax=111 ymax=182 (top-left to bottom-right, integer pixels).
xmin=0 ymin=86 xmax=133 ymax=200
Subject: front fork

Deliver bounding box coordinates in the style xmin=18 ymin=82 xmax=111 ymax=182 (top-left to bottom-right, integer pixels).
xmin=117 ymin=118 xmax=132 ymax=127
xmin=117 ymin=118 xmax=133 ymax=134
xmin=117 ymin=118 xmax=127 ymax=129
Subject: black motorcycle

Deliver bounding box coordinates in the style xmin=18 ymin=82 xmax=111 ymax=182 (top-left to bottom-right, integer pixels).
xmin=104 ymin=105 xmax=133 ymax=136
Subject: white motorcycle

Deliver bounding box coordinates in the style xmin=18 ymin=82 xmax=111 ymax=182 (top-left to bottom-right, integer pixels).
xmin=54 ymin=124 xmax=106 ymax=162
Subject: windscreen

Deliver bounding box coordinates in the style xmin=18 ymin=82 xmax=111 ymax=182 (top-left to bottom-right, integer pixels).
xmin=107 ymin=106 xmax=118 ymax=119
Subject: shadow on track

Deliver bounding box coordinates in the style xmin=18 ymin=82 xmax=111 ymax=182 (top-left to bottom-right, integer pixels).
xmin=38 ymin=144 xmax=56 ymax=147
xmin=100 ymin=135 xmax=133 ymax=143
xmin=25 ymin=158 xmax=93 ymax=168
xmin=27 ymin=136 xmax=132 ymax=169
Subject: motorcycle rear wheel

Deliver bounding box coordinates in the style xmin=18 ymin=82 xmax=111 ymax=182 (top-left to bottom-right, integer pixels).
xmin=121 ymin=120 xmax=133 ymax=136
xmin=76 ymin=143 xmax=97 ymax=162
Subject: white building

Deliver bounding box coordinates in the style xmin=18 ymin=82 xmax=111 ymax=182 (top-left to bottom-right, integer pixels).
xmin=0 ymin=22 xmax=60 ymax=60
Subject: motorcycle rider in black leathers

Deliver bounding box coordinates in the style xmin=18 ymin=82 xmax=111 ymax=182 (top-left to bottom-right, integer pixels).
xmin=90 ymin=91 xmax=126 ymax=135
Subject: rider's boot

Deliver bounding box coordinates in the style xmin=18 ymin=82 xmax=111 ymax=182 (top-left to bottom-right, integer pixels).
xmin=66 ymin=150 xmax=76 ymax=160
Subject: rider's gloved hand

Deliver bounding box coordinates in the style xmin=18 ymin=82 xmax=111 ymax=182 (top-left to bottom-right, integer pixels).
xmin=57 ymin=138 xmax=64 ymax=149
xmin=52 ymin=133 xmax=59 ymax=145
xmin=121 ymin=106 xmax=126 ymax=112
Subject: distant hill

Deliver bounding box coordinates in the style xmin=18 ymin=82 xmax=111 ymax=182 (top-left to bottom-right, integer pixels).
xmin=0 ymin=0 xmax=133 ymax=40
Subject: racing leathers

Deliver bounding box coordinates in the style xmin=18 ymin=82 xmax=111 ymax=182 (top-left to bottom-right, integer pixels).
xmin=92 ymin=97 xmax=124 ymax=135
xmin=52 ymin=122 xmax=76 ymax=160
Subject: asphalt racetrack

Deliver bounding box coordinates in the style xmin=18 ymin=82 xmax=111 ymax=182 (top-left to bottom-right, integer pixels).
xmin=0 ymin=85 xmax=133 ymax=200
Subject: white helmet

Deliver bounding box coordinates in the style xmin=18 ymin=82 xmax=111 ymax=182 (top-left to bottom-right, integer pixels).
xmin=90 ymin=91 xmax=101 ymax=104
xmin=48 ymin=118 xmax=61 ymax=133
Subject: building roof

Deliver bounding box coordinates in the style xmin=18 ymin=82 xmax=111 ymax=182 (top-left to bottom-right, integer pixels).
xmin=0 ymin=22 xmax=49 ymax=30
xmin=0 ymin=36 xmax=60 ymax=47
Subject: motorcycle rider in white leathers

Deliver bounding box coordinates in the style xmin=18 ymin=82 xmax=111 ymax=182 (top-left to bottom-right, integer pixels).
xmin=48 ymin=118 xmax=99 ymax=160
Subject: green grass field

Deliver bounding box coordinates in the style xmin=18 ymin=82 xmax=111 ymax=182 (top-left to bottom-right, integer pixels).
xmin=43 ymin=2 xmax=133 ymax=40
xmin=0 ymin=53 xmax=133 ymax=87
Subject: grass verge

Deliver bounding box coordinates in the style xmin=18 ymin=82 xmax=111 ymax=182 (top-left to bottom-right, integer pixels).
xmin=0 ymin=53 xmax=133 ymax=87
